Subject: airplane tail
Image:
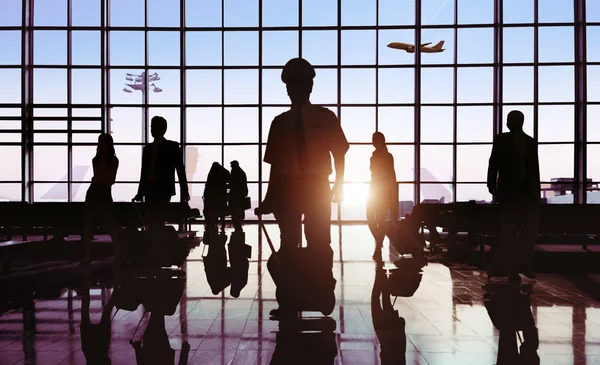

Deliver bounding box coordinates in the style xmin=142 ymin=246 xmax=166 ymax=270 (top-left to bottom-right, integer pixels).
xmin=432 ymin=41 xmax=445 ymax=50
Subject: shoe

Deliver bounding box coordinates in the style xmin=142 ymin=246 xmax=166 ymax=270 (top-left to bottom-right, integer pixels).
xmin=372 ymin=246 xmax=382 ymax=261
xmin=488 ymin=275 xmax=509 ymax=284
xmin=521 ymin=272 xmax=538 ymax=283
xmin=508 ymin=274 xmax=522 ymax=283
xmin=269 ymin=308 xmax=295 ymax=319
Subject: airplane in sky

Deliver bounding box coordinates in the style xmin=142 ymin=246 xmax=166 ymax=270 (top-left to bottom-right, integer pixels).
xmin=387 ymin=40 xmax=445 ymax=53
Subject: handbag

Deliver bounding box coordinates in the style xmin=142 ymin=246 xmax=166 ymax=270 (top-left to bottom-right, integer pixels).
xmin=242 ymin=196 xmax=251 ymax=210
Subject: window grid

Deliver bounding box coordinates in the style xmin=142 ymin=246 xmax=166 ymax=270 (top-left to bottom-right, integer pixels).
xmin=0 ymin=0 xmax=593 ymax=209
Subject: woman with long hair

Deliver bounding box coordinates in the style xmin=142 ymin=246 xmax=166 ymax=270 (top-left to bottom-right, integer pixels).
xmin=81 ymin=133 xmax=121 ymax=266
xmin=367 ymin=132 xmax=398 ymax=261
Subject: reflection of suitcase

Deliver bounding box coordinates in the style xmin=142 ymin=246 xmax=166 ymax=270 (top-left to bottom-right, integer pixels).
xmin=385 ymin=220 xmax=424 ymax=261
xmin=259 ymin=218 xmax=336 ymax=316
xmin=113 ymin=268 xmax=186 ymax=316
xmin=164 ymin=225 xmax=190 ymax=267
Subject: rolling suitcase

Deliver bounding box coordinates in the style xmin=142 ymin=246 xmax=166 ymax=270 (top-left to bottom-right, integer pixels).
xmin=258 ymin=217 xmax=336 ymax=316
xmin=130 ymin=202 xmax=190 ymax=267
xmin=113 ymin=268 xmax=186 ymax=316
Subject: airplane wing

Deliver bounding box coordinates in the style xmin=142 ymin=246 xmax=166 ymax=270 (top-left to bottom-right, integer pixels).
xmin=420 ymin=42 xmax=432 ymax=47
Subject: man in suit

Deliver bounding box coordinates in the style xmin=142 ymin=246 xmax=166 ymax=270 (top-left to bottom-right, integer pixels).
xmin=134 ymin=116 xmax=190 ymax=259
xmin=487 ymin=110 xmax=541 ymax=283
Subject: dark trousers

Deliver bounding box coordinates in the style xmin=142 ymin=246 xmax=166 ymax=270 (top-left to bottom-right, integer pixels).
xmin=229 ymin=205 xmax=245 ymax=230
xmin=272 ymin=177 xmax=332 ymax=255
xmin=82 ymin=184 xmax=121 ymax=263
xmin=488 ymin=199 xmax=539 ymax=276
xmin=145 ymin=187 xmax=172 ymax=257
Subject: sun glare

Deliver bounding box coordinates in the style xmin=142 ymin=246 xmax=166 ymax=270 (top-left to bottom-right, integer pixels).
xmin=342 ymin=183 xmax=370 ymax=205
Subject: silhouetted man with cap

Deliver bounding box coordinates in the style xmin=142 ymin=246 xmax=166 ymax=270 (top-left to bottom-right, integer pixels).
xmin=487 ymin=110 xmax=540 ymax=283
xmin=134 ymin=116 xmax=190 ymax=264
xmin=256 ymin=57 xmax=349 ymax=257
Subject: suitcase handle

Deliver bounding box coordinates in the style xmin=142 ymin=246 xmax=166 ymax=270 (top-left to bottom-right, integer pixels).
xmin=131 ymin=200 xmax=151 ymax=235
xmin=257 ymin=216 xmax=281 ymax=266
xmin=257 ymin=216 xmax=277 ymax=254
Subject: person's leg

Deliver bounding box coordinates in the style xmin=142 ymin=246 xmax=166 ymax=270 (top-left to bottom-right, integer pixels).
xmin=273 ymin=207 xmax=302 ymax=254
xmin=231 ymin=204 xmax=244 ymax=231
xmin=518 ymin=203 xmax=539 ymax=277
xmin=99 ymin=197 xmax=122 ymax=265
xmin=304 ymin=180 xmax=333 ymax=268
xmin=488 ymin=201 xmax=521 ymax=279
xmin=145 ymin=193 xmax=170 ymax=265
xmin=367 ymin=200 xmax=384 ymax=254
xmin=81 ymin=189 xmax=97 ymax=265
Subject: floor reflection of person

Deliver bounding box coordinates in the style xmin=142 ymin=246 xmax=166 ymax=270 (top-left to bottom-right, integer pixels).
xmin=484 ymin=284 xmax=540 ymax=365
xmin=80 ymin=278 xmax=114 ymax=365
xmin=371 ymin=267 xmax=407 ymax=365
xmin=367 ymin=132 xmax=398 ymax=261
xmin=81 ymin=133 xmax=121 ymax=266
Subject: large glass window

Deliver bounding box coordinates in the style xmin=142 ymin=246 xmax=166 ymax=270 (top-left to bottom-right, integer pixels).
xmin=1 ymin=0 xmax=591 ymax=209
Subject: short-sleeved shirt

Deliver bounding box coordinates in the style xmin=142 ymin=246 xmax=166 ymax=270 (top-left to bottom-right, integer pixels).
xmin=264 ymin=103 xmax=349 ymax=176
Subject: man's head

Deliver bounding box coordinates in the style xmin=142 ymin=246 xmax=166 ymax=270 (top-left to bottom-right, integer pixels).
xmin=230 ymin=160 xmax=240 ymax=169
xmin=151 ymin=116 xmax=167 ymax=139
xmin=281 ymin=58 xmax=315 ymax=103
xmin=507 ymin=110 xmax=524 ymax=132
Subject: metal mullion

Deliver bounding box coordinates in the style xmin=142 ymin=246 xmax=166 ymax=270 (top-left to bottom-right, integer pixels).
xmin=375 ymin=0 xmax=379 ymax=131
xmin=452 ymin=0 xmax=458 ymax=202
xmin=337 ymin=0 xmax=342 ymax=221
xmin=414 ymin=0 xmax=422 ymax=205
xmin=180 ymin=0 xmax=186 ymax=166
xmin=67 ymin=0 xmax=73 ymax=202
xmin=25 ymin=23 xmax=579 ymax=31
xmin=221 ymin=0 xmax=225 ymax=165
xmin=493 ymin=0 xmax=503 ymax=136
xmin=143 ymin=0 xmax=149 ymax=144
xmin=575 ymin=0 xmax=587 ymax=204
xmin=22 ymin=0 xmax=34 ymax=203
xmin=258 ymin=0 xmax=263 ymax=202
xmin=101 ymin=0 xmax=106 ymax=132
xmin=533 ymin=0 xmax=539 ymax=142
xmin=103 ymin=0 xmax=111 ymax=133
xmin=298 ymin=0 xmax=302 ymax=58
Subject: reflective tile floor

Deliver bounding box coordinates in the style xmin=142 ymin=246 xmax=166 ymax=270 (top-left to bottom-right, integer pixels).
xmin=2 ymin=225 xmax=600 ymax=365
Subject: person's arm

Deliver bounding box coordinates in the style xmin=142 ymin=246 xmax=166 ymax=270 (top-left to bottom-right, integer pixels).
xmin=242 ymin=171 xmax=248 ymax=197
xmin=135 ymin=146 xmax=148 ymax=201
xmin=389 ymin=154 xmax=399 ymax=220
xmin=532 ymin=140 xmax=541 ymax=199
xmin=175 ymin=143 xmax=190 ymax=202
xmin=256 ymin=119 xmax=280 ymax=214
xmin=487 ymin=135 xmax=501 ymax=195
xmin=109 ymin=158 xmax=119 ymax=185
xmin=328 ymin=112 xmax=349 ymax=202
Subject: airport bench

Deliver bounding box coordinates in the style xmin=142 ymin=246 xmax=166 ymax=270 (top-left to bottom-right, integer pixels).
xmin=0 ymin=202 xmax=201 ymax=240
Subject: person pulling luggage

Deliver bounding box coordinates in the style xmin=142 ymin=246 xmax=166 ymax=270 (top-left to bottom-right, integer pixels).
xmin=255 ymin=57 xmax=349 ymax=318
